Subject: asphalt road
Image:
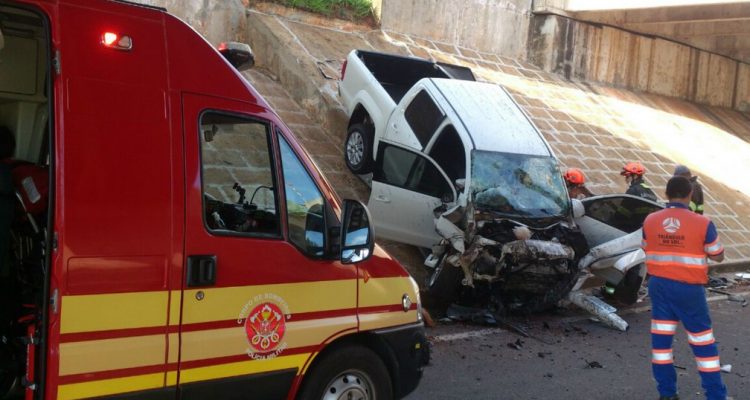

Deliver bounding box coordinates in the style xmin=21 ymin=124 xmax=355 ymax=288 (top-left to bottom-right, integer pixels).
xmin=406 ymin=298 xmax=749 ymax=399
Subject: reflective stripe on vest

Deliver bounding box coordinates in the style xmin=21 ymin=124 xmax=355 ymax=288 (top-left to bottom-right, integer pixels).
xmin=643 ymin=208 xmax=712 ymax=284
xmin=646 ymin=253 xmax=707 ymax=266
xmin=696 ymin=356 xmax=721 ymax=372
xmin=687 ymin=329 xmax=716 ymax=346
xmin=652 ymin=349 xmax=674 ymax=364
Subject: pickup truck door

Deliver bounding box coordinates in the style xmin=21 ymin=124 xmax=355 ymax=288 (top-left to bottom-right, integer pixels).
xmin=369 ymin=141 xmax=456 ymax=248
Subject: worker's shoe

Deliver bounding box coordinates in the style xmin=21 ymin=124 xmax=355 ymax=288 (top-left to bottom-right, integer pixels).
xmin=658 ymin=396 xmax=679 ymax=400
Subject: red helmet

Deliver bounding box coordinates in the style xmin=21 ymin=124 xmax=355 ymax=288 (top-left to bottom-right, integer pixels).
xmin=564 ymin=168 xmax=585 ymax=185
xmin=621 ymin=162 xmax=646 ymax=177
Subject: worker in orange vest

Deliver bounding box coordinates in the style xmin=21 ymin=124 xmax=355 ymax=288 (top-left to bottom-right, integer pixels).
xmin=642 ymin=176 xmax=727 ymax=400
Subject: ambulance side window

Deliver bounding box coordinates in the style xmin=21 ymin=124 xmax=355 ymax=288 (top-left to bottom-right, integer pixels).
xmin=200 ymin=112 xmax=280 ymax=237
xmin=278 ymin=134 xmax=326 ymax=257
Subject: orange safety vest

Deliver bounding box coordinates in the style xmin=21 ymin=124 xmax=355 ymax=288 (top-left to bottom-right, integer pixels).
xmin=643 ymin=207 xmax=714 ymax=284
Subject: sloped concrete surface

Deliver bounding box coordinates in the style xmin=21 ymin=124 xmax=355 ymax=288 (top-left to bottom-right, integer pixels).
xmin=138 ymin=0 xmax=247 ymax=45
xmin=244 ymin=7 xmax=750 ymax=264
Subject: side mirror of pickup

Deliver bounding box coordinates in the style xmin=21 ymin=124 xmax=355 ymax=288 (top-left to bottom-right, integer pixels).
xmin=218 ymin=42 xmax=255 ymax=71
xmin=571 ymin=198 xmax=585 ymax=219
xmin=340 ymin=199 xmax=375 ymax=264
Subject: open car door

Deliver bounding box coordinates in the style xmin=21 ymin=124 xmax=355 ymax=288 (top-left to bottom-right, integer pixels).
xmin=576 ymin=194 xmax=664 ymax=287
xmin=577 ymin=194 xmax=664 ymax=247
xmin=368 ymin=141 xmax=456 ymax=248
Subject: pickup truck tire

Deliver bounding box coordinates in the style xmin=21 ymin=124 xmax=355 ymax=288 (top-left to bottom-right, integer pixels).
xmin=345 ymin=124 xmax=374 ymax=174
xmin=297 ymin=344 xmax=392 ymax=400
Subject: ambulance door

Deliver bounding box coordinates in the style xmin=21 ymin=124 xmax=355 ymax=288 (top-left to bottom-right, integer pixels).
xmin=53 ymin=2 xmax=173 ymax=399
xmin=178 ymin=94 xmax=358 ymax=398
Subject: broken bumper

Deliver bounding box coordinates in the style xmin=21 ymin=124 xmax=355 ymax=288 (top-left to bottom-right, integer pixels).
xmin=373 ymin=322 xmax=430 ymax=398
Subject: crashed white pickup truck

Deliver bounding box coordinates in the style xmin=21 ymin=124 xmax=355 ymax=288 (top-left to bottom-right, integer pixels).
xmin=339 ymin=50 xmax=655 ymax=327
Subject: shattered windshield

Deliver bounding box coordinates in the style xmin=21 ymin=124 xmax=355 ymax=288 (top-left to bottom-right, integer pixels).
xmin=471 ymin=150 xmax=569 ymax=218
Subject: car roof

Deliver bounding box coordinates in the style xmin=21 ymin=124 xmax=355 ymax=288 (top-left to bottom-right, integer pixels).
xmin=428 ymin=79 xmax=551 ymax=156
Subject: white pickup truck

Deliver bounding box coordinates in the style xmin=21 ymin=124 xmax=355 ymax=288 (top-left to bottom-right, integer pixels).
xmin=338 ymin=50 xmax=572 ymax=247
xmin=338 ymin=50 xmax=651 ymax=322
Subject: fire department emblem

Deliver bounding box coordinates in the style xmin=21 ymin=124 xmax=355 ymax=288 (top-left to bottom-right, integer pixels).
xmin=662 ymin=217 xmax=681 ymax=234
xmin=238 ymin=294 xmax=290 ymax=360
xmin=245 ymin=302 xmax=285 ymax=352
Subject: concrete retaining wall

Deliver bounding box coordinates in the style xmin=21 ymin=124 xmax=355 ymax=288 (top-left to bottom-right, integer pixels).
xmin=244 ymin=11 xmax=349 ymax=136
xmin=137 ymin=0 xmax=247 ymax=45
xmin=528 ymin=14 xmax=750 ymax=112
xmin=379 ymin=0 xmax=532 ymax=59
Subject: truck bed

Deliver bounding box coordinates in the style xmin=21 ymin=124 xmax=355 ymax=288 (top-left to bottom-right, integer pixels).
xmin=357 ymin=50 xmax=475 ymax=103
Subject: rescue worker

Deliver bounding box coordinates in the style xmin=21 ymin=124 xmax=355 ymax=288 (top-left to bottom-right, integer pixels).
xmin=621 ymin=161 xmax=657 ymax=202
xmin=674 ymin=165 xmax=704 ymax=214
xmin=643 ymin=176 xmax=727 ymax=400
xmin=563 ymin=168 xmax=594 ymax=199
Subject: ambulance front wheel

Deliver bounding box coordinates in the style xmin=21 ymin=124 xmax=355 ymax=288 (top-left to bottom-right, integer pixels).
xmin=298 ymin=344 xmax=392 ymax=400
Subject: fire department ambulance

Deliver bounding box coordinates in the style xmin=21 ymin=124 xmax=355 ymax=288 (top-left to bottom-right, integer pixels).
xmin=0 ymin=1 xmax=428 ymax=399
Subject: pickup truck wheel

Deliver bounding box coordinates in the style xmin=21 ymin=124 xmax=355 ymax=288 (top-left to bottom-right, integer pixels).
xmin=345 ymin=124 xmax=374 ymax=174
xmin=297 ymin=345 xmax=392 ymax=400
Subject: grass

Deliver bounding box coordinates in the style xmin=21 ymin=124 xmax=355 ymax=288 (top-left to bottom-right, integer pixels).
xmin=256 ymin=0 xmax=374 ymax=21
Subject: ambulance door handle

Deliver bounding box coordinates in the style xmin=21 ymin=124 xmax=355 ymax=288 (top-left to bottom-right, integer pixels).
xmin=186 ymin=255 xmax=217 ymax=287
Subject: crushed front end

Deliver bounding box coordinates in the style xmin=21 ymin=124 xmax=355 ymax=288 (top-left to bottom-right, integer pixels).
xmin=424 ymin=151 xmax=589 ymax=314
xmin=428 ymin=209 xmax=588 ymax=314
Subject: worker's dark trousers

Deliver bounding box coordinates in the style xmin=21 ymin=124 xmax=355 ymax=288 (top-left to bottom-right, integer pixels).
xmin=649 ymin=276 xmax=727 ymax=400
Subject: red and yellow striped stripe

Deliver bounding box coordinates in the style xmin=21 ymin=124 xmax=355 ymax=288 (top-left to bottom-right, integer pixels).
xmin=56 ymin=276 xmax=419 ymax=399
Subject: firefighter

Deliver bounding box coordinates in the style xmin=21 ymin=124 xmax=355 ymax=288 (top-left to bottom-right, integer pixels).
xmin=643 ymin=176 xmax=727 ymax=400
xmin=621 ymin=161 xmax=657 ymax=201
xmin=563 ymin=168 xmax=594 ymax=199
xmin=674 ymin=165 xmax=704 ymax=215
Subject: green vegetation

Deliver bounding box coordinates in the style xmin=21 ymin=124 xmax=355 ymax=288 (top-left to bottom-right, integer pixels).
xmin=260 ymin=0 xmax=374 ymax=20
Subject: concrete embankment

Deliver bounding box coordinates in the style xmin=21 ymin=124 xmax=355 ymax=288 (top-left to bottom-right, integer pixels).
xmin=243 ymin=6 xmax=750 ymax=267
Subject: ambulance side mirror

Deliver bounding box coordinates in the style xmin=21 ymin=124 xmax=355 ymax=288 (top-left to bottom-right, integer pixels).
xmin=340 ymin=199 xmax=374 ymax=264
xmin=218 ymin=42 xmax=255 ymax=71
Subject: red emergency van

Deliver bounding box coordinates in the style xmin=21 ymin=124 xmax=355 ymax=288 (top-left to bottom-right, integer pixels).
xmin=0 ymin=1 xmax=428 ymax=399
